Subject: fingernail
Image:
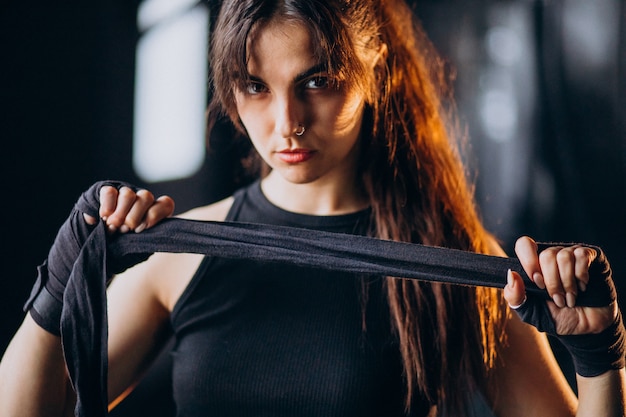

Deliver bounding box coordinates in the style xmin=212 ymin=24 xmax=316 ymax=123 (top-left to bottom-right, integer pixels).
xmin=506 ymin=269 xmax=514 ymax=287
xmin=120 ymin=225 xmax=130 ymax=234
xmin=107 ymin=224 xmax=117 ymax=233
xmin=579 ymin=281 xmax=587 ymax=292
xmin=135 ymin=222 xmax=147 ymax=233
xmin=566 ymin=292 xmax=577 ymax=308
xmin=533 ymin=272 xmax=545 ymax=289
xmin=553 ymin=293 xmax=566 ymax=308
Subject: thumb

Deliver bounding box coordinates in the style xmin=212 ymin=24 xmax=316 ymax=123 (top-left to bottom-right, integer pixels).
xmin=83 ymin=213 xmax=98 ymax=225
xmin=504 ymin=269 xmax=527 ymax=309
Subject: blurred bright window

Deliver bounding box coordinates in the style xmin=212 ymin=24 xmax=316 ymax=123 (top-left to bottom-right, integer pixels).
xmin=133 ymin=0 xmax=208 ymax=183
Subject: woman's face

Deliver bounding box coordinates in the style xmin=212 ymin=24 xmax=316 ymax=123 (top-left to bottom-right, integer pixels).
xmin=234 ymin=19 xmax=366 ymax=186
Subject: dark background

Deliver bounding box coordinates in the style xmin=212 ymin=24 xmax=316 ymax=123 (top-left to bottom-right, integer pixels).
xmin=1 ymin=1 xmax=624 ymax=415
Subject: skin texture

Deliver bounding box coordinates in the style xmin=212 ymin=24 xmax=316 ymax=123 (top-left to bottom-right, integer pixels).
xmin=0 ymin=16 xmax=624 ymax=417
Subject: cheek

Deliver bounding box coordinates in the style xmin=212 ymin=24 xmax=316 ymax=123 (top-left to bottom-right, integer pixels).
xmin=234 ymin=93 xmax=252 ymax=125
xmin=323 ymin=94 xmax=365 ymax=134
xmin=235 ymin=96 xmax=270 ymax=135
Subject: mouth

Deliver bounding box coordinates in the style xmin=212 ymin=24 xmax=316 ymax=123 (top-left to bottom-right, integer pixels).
xmin=276 ymin=149 xmax=316 ymax=164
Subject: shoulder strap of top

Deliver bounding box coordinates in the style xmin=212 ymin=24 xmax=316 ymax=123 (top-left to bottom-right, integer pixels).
xmin=225 ymin=181 xmax=255 ymax=221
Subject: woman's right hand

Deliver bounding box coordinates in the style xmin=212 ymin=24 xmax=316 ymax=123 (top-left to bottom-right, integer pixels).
xmin=23 ymin=181 xmax=175 ymax=337
xmin=85 ymin=185 xmax=175 ymax=234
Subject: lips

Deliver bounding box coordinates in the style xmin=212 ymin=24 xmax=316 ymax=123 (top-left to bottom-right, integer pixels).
xmin=276 ymin=149 xmax=316 ymax=163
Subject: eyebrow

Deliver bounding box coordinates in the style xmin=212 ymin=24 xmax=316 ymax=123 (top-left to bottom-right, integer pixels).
xmin=294 ymin=63 xmax=328 ymax=83
xmin=248 ymin=63 xmax=328 ymax=84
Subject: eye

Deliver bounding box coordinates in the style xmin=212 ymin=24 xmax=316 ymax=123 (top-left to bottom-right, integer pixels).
xmin=245 ymin=81 xmax=268 ymax=95
xmin=305 ymin=76 xmax=330 ymax=90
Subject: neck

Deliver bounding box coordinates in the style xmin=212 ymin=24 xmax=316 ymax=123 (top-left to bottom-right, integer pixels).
xmin=260 ymin=172 xmax=369 ymax=215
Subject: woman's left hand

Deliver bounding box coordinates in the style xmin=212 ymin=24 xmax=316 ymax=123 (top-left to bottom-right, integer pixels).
xmin=504 ymin=236 xmax=617 ymax=336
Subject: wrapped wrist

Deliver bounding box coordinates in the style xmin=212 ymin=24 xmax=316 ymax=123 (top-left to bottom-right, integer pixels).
xmin=24 ymin=261 xmax=63 ymax=336
xmin=560 ymin=310 xmax=626 ymax=377
xmin=22 ymin=180 xmax=136 ymax=334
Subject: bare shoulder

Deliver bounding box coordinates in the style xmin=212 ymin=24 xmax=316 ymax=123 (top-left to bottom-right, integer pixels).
xmin=109 ymin=196 xmax=236 ymax=312
xmin=176 ymin=195 xmax=235 ymax=221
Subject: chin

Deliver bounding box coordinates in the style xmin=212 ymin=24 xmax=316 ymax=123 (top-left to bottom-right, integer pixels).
xmin=279 ymin=170 xmax=321 ymax=185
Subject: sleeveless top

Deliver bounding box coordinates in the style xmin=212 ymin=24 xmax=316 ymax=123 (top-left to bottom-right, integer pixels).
xmin=168 ymin=181 xmax=494 ymax=416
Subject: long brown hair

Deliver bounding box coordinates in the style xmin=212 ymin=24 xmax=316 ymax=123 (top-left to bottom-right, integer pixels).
xmin=206 ymin=0 xmax=508 ymax=414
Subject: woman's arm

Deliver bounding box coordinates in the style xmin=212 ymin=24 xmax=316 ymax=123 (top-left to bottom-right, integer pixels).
xmin=0 ymin=262 xmax=178 ymax=417
xmin=105 ymin=251 xmax=204 ymax=406
xmin=107 ymin=195 xmax=234 ymax=405
xmin=490 ymin=313 xmax=578 ymax=417
xmin=0 ymin=316 xmax=75 ymax=417
xmin=577 ymin=370 xmax=626 ymax=417
xmin=0 ymin=182 xmax=174 ymax=416
xmin=490 ymin=287 xmax=625 ymax=417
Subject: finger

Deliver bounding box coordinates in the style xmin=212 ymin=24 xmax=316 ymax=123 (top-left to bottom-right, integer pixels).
xmin=99 ymin=186 xmax=119 ymax=221
xmin=122 ymin=189 xmax=155 ymax=231
xmin=504 ymin=269 xmax=527 ymax=309
xmin=555 ymin=247 xmax=578 ymax=308
xmin=135 ymin=195 xmax=175 ymax=233
xmin=573 ymin=246 xmax=595 ymax=293
xmin=105 ymin=186 xmax=137 ymax=232
xmin=83 ymin=213 xmax=97 ymax=225
xmin=539 ymin=248 xmax=567 ymax=308
xmin=515 ymin=236 xmax=545 ymax=289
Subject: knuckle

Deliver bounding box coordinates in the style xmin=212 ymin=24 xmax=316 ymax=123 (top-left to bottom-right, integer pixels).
xmin=118 ymin=186 xmax=136 ymax=199
xmin=99 ymin=186 xmax=117 ymax=200
xmin=515 ymin=236 xmax=535 ymax=252
xmin=555 ymin=249 xmax=574 ymax=264
xmin=573 ymin=246 xmax=593 ymax=261
xmin=136 ymin=189 xmax=155 ymax=203
xmin=157 ymin=196 xmax=175 ymax=213
xmin=538 ymin=249 xmax=556 ymax=264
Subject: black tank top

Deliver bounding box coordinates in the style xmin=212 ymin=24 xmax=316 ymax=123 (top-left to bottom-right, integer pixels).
xmin=169 ymin=181 xmax=411 ymax=416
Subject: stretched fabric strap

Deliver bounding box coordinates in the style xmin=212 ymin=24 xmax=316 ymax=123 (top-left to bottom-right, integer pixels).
xmin=110 ymin=218 xmax=535 ymax=290
xmin=60 ymin=217 xmax=599 ymax=417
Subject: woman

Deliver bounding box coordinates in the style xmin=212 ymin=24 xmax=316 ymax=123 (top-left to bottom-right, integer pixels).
xmin=1 ymin=0 xmax=624 ymax=416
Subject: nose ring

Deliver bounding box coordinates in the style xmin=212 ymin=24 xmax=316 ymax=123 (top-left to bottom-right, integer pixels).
xmin=295 ymin=124 xmax=305 ymax=136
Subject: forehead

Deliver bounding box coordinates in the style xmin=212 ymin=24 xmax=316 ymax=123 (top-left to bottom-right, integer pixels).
xmin=246 ymin=19 xmax=317 ymax=76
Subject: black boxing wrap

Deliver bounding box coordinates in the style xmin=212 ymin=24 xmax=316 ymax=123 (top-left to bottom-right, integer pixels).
xmin=23 ymin=181 xmax=148 ymax=336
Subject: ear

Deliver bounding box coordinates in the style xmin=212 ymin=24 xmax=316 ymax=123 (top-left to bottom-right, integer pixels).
xmin=367 ymin=42 xmax=388 ymax=103
xmin=370 ymin=42 xmax=388 ymax=69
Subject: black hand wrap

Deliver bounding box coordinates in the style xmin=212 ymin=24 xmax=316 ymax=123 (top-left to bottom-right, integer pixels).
xmin=23 ymin=181 xmax=151 ymax=336
xmin=512 ymin=243 xmax=626 ymax=377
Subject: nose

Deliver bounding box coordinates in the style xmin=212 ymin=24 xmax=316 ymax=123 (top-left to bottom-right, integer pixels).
xmin=273 ymin=92 xmax=304 ymax=138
